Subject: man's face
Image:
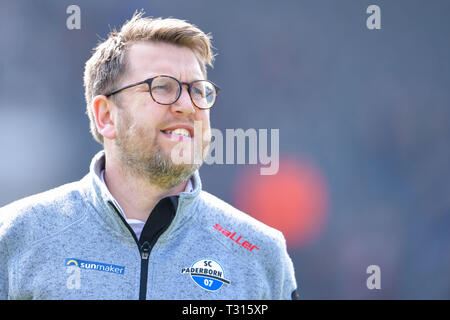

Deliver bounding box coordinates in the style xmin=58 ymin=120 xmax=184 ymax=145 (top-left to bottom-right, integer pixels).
xmin=111 ymin=41 xmax=211 ymax=189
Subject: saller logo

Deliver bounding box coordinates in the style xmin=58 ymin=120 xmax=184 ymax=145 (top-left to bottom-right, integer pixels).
xmin=181 ymin=259 xmax=230 ymax=292
xmin=213 ymin=223 xmax=260 ymax=252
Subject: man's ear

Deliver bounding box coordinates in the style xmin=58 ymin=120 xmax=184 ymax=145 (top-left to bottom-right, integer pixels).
xmin=92 ymin=95 xmax=116 ymax=140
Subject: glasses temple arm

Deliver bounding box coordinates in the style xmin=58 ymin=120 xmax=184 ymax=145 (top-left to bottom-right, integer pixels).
xmin=105 ymin=80 xmax=147 ymax=97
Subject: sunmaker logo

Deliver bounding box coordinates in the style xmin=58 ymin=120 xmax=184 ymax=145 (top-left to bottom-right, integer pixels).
xmin=65 ymin=258 xmax=125 ymax=275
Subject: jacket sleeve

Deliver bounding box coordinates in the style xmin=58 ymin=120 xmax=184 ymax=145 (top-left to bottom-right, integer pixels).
xmin=281 ymin=245 xmax=299 ymax=300
xmin=272 ymin=231 xmax=299 ymax=300
xmin=0 ymin=258 xmax=7 ymax=299
xmin=0 ymin=215 xmax=9 ymax=299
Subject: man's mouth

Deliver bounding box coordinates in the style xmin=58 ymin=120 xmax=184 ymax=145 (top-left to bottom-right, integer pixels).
xmin=160 ymin=128 xmax=193 ymax=141
xmin=162 ymin=128 xmax=191 ymax=137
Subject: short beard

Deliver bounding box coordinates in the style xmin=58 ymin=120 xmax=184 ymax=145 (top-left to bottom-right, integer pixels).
xmin=114 ymin=111 xmax=206 ymax=190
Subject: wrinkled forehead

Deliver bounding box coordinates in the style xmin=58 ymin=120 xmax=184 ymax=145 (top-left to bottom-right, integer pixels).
xmin=123 ymin=41 xmax=205 ymax=84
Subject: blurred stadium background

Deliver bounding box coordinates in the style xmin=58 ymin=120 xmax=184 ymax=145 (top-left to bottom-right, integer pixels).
xmin=0 ymin=0 xmax=449 ymax=299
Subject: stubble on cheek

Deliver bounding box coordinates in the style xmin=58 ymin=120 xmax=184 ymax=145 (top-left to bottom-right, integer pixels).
xmin=114 ymin=114 xmax=202 ymax=189
xmin=116 ymin=117 xmax=155 ymax=174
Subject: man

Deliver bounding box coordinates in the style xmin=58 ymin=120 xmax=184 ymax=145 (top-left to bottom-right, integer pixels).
xmin=0 ymin=12 xmax=298 ymax=300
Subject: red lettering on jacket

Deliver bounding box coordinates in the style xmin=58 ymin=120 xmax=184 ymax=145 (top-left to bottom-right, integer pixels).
xmin=213 ymin=223 xmax=259 ymax=252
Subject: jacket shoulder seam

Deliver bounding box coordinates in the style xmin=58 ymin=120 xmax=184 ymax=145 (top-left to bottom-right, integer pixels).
xmin=10 ymin=206 xmax=88 ymax=268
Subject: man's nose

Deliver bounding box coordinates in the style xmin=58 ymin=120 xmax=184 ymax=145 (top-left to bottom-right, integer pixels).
xmin=170 ymin=85 xmax=196 ymax=115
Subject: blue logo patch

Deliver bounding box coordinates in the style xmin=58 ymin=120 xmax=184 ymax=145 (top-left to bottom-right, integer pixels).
xmin=181 ymin=259 xmax=230 ymax=292
xmin=65 ymin=258 xmax=125 ymax=275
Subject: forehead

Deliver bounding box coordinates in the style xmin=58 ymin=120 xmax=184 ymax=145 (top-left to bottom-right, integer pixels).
xmin=124 ymin=41 xmax=204 ymax=83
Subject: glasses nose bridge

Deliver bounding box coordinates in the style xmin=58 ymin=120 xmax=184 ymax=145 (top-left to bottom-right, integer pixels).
xmin=173 ymin=80 xmax=194 ymax=106
xmin=179 ymin=81 xmax=192 ymax=92
xmin=176 ymin=80 xmax=193 ymax=100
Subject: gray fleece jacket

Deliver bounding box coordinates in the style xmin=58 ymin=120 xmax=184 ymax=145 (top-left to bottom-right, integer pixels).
xmin=0 ymin=151 xmax=298 ymax=300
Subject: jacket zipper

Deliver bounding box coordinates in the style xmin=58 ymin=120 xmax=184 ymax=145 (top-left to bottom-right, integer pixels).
xmin=108 ymin=200 xmax=174 ymax=300
xmin=139 ymin=241 xmax=150 ymax=300
xmin=108 ymin=202 xmax=151 ymax=300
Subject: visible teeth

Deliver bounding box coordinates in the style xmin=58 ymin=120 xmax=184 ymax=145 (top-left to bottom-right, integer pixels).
xmin=165 ymin=128 xmax=191 ymax=137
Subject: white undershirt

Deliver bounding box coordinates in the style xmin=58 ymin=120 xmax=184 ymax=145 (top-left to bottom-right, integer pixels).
xmin=100 ymin=169 xmax=193 ymax=240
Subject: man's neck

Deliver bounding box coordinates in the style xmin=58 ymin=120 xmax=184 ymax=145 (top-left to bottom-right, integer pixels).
xmin=103 ymin=155 xmax=188 ymax=222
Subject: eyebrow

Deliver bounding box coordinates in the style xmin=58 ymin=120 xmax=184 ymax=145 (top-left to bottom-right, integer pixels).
xmin=143 ymin=73 xmax=205 ymax=82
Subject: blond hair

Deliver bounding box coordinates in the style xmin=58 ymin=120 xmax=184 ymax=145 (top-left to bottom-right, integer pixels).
xmin=83 ymin=11 xmax=215 ymax=144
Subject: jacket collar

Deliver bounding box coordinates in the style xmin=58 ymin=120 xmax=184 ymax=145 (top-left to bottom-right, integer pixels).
xmin=81 ymin=150 xmax=202 ymax=243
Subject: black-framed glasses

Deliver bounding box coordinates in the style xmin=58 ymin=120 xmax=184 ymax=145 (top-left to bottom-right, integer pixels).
xmin=105 ymin=75 xmax=221 ymax=109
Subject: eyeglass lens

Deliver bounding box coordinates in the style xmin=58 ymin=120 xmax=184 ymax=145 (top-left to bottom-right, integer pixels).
xmin=150 ymin=76 xmax=216 ymax=108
